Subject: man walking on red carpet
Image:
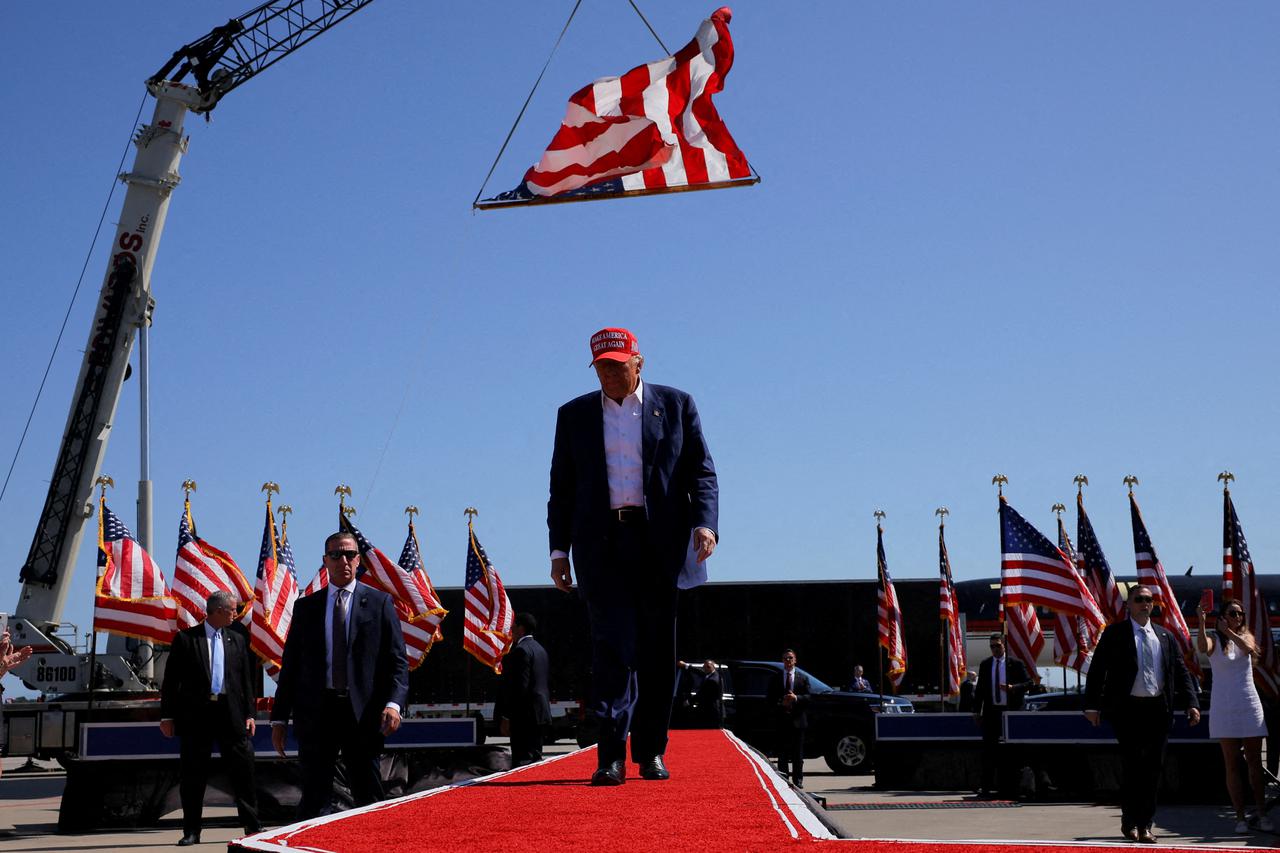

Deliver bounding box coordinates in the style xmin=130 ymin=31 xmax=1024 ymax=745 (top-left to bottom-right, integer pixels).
xmin=1085 ymin=584 xmax=1200 ymax=843
xmin=548 ymin=327 xmax=719 ymax=786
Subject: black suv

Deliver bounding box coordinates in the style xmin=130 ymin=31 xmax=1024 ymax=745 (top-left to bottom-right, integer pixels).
xmin=673 ymin=659 xmax=913 ymax=773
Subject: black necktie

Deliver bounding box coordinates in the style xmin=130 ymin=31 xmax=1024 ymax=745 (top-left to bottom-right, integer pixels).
xmin=332 ymin=589 xmax=349 ymax=692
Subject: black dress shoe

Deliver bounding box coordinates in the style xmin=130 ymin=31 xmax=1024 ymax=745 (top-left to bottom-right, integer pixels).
xmin=639 ymin=755 xmax=670 ymax=780
xmin=177 ymin=833 xmax=200 ymax=847
xmin=591 ymin=759 xmax=626 ymax=786
xmin=1138 ymin=828 xmax=1157 ymax=844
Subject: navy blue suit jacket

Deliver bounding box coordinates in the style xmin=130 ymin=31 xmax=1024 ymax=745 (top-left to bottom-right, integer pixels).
xmin=271 ymin=583 xmax=409 ymax=743
xmin=548 ymin=382 xmax=718 ymax=597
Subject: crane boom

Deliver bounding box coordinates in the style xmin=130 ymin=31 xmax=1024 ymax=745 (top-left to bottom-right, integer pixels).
xmin=11 ymin=0 xmax=380 ymax=694
xmin=151 ymin=0 xmax=377 ymax=114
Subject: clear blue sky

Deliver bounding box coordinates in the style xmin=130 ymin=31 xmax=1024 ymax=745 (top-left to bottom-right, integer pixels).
xmin=2 ymin=3 xmax=1278 ymax=674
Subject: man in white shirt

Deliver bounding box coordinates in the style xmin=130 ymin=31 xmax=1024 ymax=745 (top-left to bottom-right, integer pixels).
xmin=972 ymin=633 xmax=1035 ymax=797
xmin=1085 ymin=585 xmax=1201 ymax=843
xmin=271 ymin=531 xmax=409 ymax=818
xmin=160 ymin=590 xmax=260 ymax=845
xmin=549 ymin=327 xmax=719 ymax=786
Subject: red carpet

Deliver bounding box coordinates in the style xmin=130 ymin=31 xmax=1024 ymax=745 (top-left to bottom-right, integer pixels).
xmin=231 ymin=731 xmax=1279 ymax=852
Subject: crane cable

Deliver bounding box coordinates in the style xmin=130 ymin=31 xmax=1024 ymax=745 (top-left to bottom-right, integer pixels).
xmin=471 ymin=0 xmax=671 ymax=207
xmin=0 ymin=93 xmax=150 ymax=508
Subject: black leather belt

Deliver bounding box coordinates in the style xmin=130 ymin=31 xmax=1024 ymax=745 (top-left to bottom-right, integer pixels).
xmin=611 ymin=506 xmax=646 ymax=524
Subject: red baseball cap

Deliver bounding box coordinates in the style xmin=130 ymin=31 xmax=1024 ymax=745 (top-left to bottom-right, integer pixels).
xmin=588 ymin=327 xmax=640 ymax=365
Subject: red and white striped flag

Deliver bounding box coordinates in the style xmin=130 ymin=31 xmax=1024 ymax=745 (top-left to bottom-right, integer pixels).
xmin=463 ymin=521 xmax=513 ymax=674
xmin=514 ymin=7 xmax=751 ymax=200
xmin=94 ymin=498 xmax=178 ymax=644
xmin=172 ymin=500 xmax=254 ymax=628
xmin=1130 ymin=492 xmax=1200 ymax=678
xmin=340 ymin=514 xmax=447 ymax=671
xmin=1222 ymin=489 xmax=1279 ymax=698
xmin=250 ymin=503 xmax=297 ymax=675
xmin=876 ymin=523 xmax=907 ymax=690
xmin=938 ymin=524 xmax=966 ymax=697
xmin=1052 ymin=516 xmax=1094 ymax=673
xmin=999 ymin=496 xmax=1105 ymax=632
xmin=302 ymin=566 xmax=328 ymax=598
xmin=1004 ymin=602 xmax=1044 ymax=677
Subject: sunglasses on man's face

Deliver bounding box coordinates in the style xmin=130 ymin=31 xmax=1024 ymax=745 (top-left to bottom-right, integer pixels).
xmin=326 ymin=549 xmax=360 ymax=560
xmin=1131 ymin=595 xmax=1154 ymax=603
xmin=1226 ymin=610 xmax=1245 ymax=618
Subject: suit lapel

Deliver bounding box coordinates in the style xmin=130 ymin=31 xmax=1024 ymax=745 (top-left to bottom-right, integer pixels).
xmin=195 ymin=626 xmax=212 ymax=682
xmin=642 ymin=388 xmax=664 ymax=489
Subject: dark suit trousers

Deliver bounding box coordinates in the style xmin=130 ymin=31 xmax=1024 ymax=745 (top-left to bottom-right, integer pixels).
xmin=584 ymin=520 xmax=680 ymax=765
xmin=178 ymin=697 xmax=259 ymax=835
xmin=979 ymin=705 xmax=1017 ymax=793
xmin=776 ymin=725 xmax=806 ymax=784
xmin=297 ymin=690 xmax=385 ymax=819
xmin=1111 ymin=696 xmax=1171 ymax=830
xmin=510 ymin=718 xmax=547 ymax=767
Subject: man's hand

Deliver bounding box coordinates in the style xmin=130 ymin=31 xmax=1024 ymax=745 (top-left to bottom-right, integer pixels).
xmin=246 ymin=718 xmax=257 ymax=736
xmin=1083 ymin=710 xmax=1101 ymax=727
xmin=271 ymin=724 xmax=287 ymax=757
xmin=381 ymin=706 xmax=402 ymax=735
xmin=1187 ymin=707 xmax=1201 ymax=726
xmin=694 ymin=528 xmax=716 ymax=562
xmin=499 ymin=718 xmax=510 ymax=737
xmin=159 ymin=719 xmax=175 ymax=738
xmin=551 ymin=557 xmax=574 ymax=593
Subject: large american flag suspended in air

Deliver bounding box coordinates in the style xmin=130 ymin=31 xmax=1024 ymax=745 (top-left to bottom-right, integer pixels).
xmin=478 ymin=7 xmax=755 ymax=209
xmin=1130 ymin=492 xmax=1200 ymax=678
xmin=1052 ymin=515 xmax=1094 ymax=673
xmin=938 ymin=524 xmax=965 ymax=698
xmin=876 ymin=524 xmax=907 ymax=690
xmin=94 ymin=499 xmax=178 ymax=644
xmin=462 ymin=522 xmax=513 ymax=674
xmin=339 ymin=514 xmax=447 ymax=671
xmin=1000 ymin=496 xmax=1105 ymax=633
xmin=172 ymin=502 xmax=253 ymax=628
xmin=251 ymin=504 xmax=297 ymax=675
xmin=1222 ymin=489 xmax=1280 ymax=699
xmin=1077 ymin=492 xmax=1126 ymax=625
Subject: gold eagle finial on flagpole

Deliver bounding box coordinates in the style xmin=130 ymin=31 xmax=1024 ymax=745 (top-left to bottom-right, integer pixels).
xmin=1073 ymin=474 xmax=1089 ymax=494
xmin=464 ymin=507 xmax=478 ymax=527
xmin=992 ymin=474 xmax=1008 ymax=496
xmin=334 ymin=484 xmax=352 ymax=509
xmin=261 ymin=482 xmax=279 ymax=504
xmin=935 ymin=506 xmax=949 ymax=528
xmin=1218 ymin=471 xmax=1234 ymax=493
xmin=405 ymin=505 xmax=419 ymax=520
xmin=1123 ymin=475 xmax=1139 ymax=494
xmin=96 ymin=475 xmax=114 ymax=495
xmin=873 ymin=509 xmax=886 ymax=526
xmin=1052 ymin=502 xmax=1066 ymax=518
xmin=342 ymin=505 xmax=357 ymax=518
xmin=181 ymin=479 xmax=197 ymax=499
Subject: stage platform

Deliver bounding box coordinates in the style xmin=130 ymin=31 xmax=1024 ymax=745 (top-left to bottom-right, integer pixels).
xmin=229 ymin=730 xmax=1275 ymax=853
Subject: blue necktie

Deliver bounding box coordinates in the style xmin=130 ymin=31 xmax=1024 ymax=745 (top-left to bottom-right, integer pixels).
xmin=211 ymin=629 xmax=224 ymax=695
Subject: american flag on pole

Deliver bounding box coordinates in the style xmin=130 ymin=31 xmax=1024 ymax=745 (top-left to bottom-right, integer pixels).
xmin=302 ymin=566 xmax=327 ymax=597
xmin=1000 ymin=496 xmax=1105 ymax=631
xmin=250 ymin=503 xmax=297 ymax=675
xmin=876 ymin=523 xmax=907 ymax=690
xmin=1222 ymin=489 xmax=1279 ymax=699
xmin=171 ymin=501 xmax=253 ymax=628
xmin=462 ymin=520 xmax=513 ymax=674
xmin=398 ymin=520 xmax=447 ymax=650
xmin=1130 ymin=492 xmax=1200 ymax=678
xmin=340 ymin=514 xmax=447 ymax=671
xmin=94 ymin=497 xmax=178 ymax=644
xmin=1077 ymin=492 xmax=1126 ymax=625
xmin=479 ymin=7 xmax=755 ymax=208
xmin=938 ymin=524 xmax=965 ymax=698
xmin=1052 ymin=515 xmax=1094 ymax=673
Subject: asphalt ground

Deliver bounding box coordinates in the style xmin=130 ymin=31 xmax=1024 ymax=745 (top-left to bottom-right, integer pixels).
xmin=1 ymin=747 xmax=1277 ymax=850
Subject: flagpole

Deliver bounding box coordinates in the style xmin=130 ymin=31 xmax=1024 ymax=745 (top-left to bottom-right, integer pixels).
xmin=936 ymin=507 xmax=949 ymax=711
xmin=86 ymin=476 xmax=114 ymax=718
xmin=874 ymin=510 xmax=886 ymax=706
xmin=993 ymin=475 xmax=1009 ymax=649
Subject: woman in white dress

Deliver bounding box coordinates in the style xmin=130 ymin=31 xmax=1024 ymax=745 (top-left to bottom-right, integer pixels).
xmin=1197 ymin=599 xmax=1272 ymax=833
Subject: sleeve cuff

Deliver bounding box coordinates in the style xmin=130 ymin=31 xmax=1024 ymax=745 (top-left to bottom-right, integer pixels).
xmin=385 ymin=702 xmax=401 ymax=714
xmin=550 ymin=550 xmax=569 ymax=561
